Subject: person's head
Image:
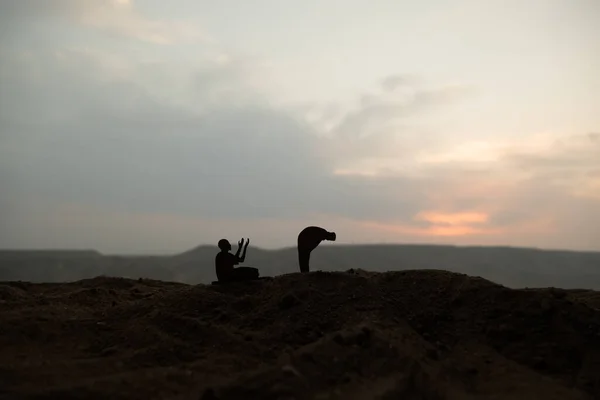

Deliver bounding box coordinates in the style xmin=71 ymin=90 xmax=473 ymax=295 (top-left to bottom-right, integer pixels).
xmin=218 ymin=239 xmax=231 ymax=251
xmin=326 ymin=231 xmax=336 ymax=241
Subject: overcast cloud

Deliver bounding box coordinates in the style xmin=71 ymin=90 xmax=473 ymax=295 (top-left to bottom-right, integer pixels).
xmin=1 ymin=0 xmax=599 ymax=253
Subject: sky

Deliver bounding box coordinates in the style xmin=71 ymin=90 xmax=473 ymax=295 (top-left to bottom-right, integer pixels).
xmin=0 ymin=0 xmax=599 ymax=254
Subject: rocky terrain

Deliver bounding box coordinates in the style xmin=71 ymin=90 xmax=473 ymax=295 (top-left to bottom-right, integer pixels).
xmin=1 ymin=269 xmax=600 ymax=399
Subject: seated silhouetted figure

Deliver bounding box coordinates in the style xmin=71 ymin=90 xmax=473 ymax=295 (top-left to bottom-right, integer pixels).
xmin=297 ymin=226 xmax=336 ymax=273
xmin=215 ymin=238 xmax=260 ymax=283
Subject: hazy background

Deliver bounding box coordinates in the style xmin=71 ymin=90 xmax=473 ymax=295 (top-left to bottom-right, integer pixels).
xmin=1 ymin=0 xmax=599 ymax=254
xmin=2 ymin=245 xmax=600 ymax=289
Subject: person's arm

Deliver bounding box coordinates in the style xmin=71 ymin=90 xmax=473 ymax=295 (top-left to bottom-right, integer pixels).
xmin=239 ymin=238 xmax=250 ymax=262
xmin=234 ymin=238 xmax=243 ymax=259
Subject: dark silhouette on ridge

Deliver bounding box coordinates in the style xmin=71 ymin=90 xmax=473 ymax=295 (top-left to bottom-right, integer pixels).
xmin=297 ymin=226 xmax=337 ymax=273
xmin=214 ymin=238 xmax=260 ymax=283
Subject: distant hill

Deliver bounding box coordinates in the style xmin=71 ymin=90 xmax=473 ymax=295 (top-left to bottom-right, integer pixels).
xmin=0 ymin=249 xmax=102 ymax=259
xmin=1 ymin=244 xmax=600 ymax=289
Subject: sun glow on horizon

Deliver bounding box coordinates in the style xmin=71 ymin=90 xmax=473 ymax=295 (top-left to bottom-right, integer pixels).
xmin=362 ymin=211 xmax=496 ymax=238
xmin=415 ymin=211 xmax=489 ymax=226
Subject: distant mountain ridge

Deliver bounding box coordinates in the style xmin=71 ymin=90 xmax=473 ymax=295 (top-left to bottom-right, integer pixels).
xmin=1 ymin=244 xmax=600 ymax=289
xmin=0 ymin=250 xmax=102 ymax=258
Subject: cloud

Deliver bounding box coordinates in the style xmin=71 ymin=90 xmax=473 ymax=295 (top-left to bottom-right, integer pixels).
xmin=0 ymin=49 xmax=406 ymax=226
xmin=0 ymin=0 xmax=207 ymax=44
xmin=314 ymin=78 xmax=478 ymax=176
xmin=420 ymin=134 xmax=600 ymax=247
xmin=501 ymin=132 xmax=600 ymax=198
xmin=331 ymin=83 xmax=476 ymax=139
xmin=380 ymin=74 xmax=421 ymax=92
xmin=1 ymin=45 xmax=598 ymax=252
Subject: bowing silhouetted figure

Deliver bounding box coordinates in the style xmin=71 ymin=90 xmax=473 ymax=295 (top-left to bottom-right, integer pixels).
xmin=297 ymin=226 xmax=336 ymax=273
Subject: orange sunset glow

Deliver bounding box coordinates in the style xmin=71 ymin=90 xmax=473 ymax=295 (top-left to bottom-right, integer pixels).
xmin=362 ymin=211 xmax=499 ymax=238
xmin=414 ymin=211 xmax=489 ymax=226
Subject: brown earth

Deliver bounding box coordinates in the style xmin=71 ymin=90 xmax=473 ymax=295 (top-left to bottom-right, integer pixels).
xmin=1 ymin=269 xmax=599 ymax=399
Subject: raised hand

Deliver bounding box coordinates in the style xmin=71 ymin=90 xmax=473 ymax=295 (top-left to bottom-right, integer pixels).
xmin=238 ymin=238 xmax=244 ymax=247
xmin=244 ymin=238 xmax=250 ymax=248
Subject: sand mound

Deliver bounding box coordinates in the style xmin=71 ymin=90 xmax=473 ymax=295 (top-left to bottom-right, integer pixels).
xmin=0 ymin=284 xmax=28 ymax=301
xmin=1 ymin=269 xmax=599 ymax=399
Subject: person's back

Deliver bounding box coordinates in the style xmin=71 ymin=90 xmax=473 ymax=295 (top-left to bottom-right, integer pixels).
xmin=297 ymin=226 xmax=336 ymax=273
xmin=215 ymin=250 xmax=238 ymax=282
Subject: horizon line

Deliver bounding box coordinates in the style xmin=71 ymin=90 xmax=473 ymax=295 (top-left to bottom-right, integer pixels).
xmin=1 ymin=242 xmax=599 ymax=257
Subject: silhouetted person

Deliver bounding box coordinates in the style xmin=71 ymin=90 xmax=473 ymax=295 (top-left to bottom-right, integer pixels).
xmin=215 ymin=238 xmax=260 ymax=283
xmin=297 ymin=226 xmax=336 ymax=273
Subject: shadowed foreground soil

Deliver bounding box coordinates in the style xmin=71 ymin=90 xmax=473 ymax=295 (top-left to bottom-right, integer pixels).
xmin=1 ymin=269 xmax=600 ymax=399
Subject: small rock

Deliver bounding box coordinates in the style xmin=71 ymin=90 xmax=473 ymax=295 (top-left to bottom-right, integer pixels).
xmin=540 ymin=298 xmax=553 ymax=312
xmin=279 ymin=294 xmax=300 ymax=310
xmin=101 ymin=346 xmax=117 ymax=356
xmin=281 ymin=364 xmax=303 ymax=377
xmin=533 ymin=357 xmax=548 ymax=370
xmin=466 ymin=367 xmax=478 ymax=375
xmin=356 ymin=327 xmax=372 ymax=347
xmin=549 ymin=287 xmax=567 ymax=299
xmin=200 ymin=388 xmax=218 ymax=400
xmin=426 ymin=348 xmax=439 ymax=360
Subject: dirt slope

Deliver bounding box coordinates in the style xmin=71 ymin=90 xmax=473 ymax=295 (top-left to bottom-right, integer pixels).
xmin=1 ymin=269 xmax=599 ymax=399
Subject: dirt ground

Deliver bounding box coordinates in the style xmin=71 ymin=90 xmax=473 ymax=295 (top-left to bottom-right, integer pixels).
xmin=1 ymin=269 xmax=599 ymax=399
